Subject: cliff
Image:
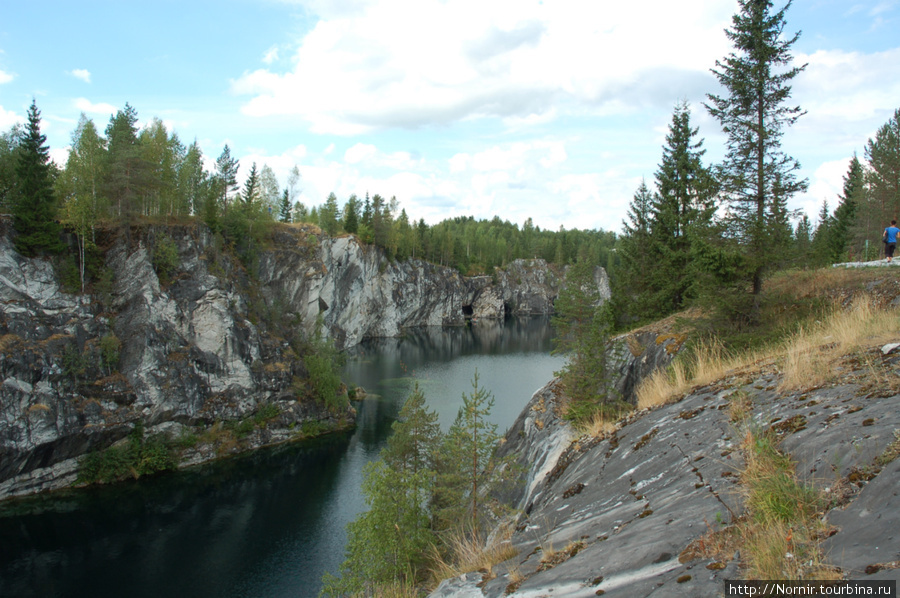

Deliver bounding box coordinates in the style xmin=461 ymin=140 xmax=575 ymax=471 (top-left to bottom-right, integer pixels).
xmin=0 ymin=221 xmax=569 ymax=500
xmin=433 ymin=301 xmax=900 ymax=596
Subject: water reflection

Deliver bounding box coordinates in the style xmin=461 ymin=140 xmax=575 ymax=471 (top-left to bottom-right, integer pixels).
xmin=0 ymin=318 xmax=562 ymax=598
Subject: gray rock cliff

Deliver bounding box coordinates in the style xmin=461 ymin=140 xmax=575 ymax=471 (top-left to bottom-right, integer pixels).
xmin=0 ymin=222 xmax=569 ymax=500
xmin=435 ymin=332 xmax=900 ymax=596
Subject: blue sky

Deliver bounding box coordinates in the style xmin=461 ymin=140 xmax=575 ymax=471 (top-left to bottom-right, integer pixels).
xmin=1 ymin=0 xmax=898 ymax=232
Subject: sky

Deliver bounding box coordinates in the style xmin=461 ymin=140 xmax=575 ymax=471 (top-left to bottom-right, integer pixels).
xmin=1 ymin=0 xmax=898 ymax=233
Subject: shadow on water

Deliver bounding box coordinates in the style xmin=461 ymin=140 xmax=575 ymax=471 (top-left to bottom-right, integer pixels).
xmin=0 ymin=317 xmax=562 ymax=598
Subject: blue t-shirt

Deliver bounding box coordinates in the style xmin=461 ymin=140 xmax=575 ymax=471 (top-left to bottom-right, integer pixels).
xmin=886 ymin=226 xmax=900 ymax=244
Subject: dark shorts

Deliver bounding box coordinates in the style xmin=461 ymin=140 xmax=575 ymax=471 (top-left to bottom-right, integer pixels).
xmin=888 ymin=243 xmax=897 ymax=258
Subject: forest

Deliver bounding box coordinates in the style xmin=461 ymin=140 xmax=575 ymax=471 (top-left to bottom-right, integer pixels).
xmin=0 ymin=100 xmax=617 ymax=295
xmin=1 ymin=90 xmax=896 ymax=333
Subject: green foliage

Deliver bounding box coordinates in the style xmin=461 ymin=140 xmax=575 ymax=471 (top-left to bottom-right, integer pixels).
xmin=12 ymin=100 xmax=63 ymax=256
xmin=705 ymin=0 xmax=807 ymax=301
xmin=617 ymin=102 xmax=716 ymax=320
xmin=152 ymin=234 xmax=180 ymax=283
xmin=323 ymin=377 xmax=514 ymax=596
xmin=99 ymin=333 xmax=121 ymax=371
xmin=433 ymin=371 xmax=500 ymax=534
xmin=745 ymin=432 xmax=821 ymax=525
xmin=62 ymin=345 xmax=88 ymax=379
xmin=55 ymin=254 xmax=82 ymax=294
xmin=553 ymin=261 xmax=616 ymax=423
xmin=78 ymin=421 xmax=177 ymax=484
xmin=322 ymin=384 xmax=441 ymax=596
xmin=304 ymin=325 xmax=347 ymax=411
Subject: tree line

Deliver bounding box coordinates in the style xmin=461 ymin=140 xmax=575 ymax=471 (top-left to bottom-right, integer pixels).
xmin=0 ymin=102 xmax=616 ymax=292
xmin=611 ymin=0 xmax=900 ymax=329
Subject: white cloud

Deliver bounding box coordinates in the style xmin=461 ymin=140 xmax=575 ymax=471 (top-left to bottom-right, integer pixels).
xmin=0 ymin=70 xmax=13 ymax=85
xmin=70 ymin=69 xmax=91 ymax=83
xmin=74 ymin=98 xmax=118 ymax=117
xmin=802 ymin=158 xmax=852 ymax=218
xmin=232 ymin=0 xmax=733 ymax=134
xmin=0 ymin=105 xmax=22 ymax=129
xmin=263 ymin=46 xmax=279 ymax=64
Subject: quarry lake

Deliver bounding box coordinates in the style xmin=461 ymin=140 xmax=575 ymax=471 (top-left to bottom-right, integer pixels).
xmin=0 ymin=318 xmax=563 ymax=598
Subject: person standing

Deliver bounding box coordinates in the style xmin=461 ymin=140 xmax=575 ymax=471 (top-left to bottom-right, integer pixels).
xmin=884 ymin=220 xmax=900 ymax=263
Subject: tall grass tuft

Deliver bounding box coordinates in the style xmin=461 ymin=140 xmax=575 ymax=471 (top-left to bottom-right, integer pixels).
xmin=737 ymin=428 xmax=838 ymax=581
xmin=636 ymin=296 xmax=899 ymax=408
xmin=779 ymin=297 xmax=900 ymax=391
xmin=428 ymin=524 xmax=517 ymax=587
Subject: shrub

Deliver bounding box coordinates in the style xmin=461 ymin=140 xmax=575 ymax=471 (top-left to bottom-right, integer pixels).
xmin=99 ymin=333 xmax=121 ymax=371
xmin=77 ymin=422 xmax=177 ymax=484
xmin=152 ymin=234 xmax=180 ymax=283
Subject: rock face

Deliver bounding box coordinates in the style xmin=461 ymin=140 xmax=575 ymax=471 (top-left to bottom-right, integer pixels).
xmin=258 ymin=232 xmax=574 ymax=348
xmin=434 ymin=337 xmax=900 ymax=596
xmin=0 ymin=222 xmax=570 ymax=500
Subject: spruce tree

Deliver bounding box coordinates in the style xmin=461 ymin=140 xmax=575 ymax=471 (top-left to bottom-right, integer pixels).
xmin=829 ymin=155 xmax=862 ymax=262
xmin=214 ymin=144 xmax=239 ymax=207
xmin=104 ymin=103 xmax=143 ymax=220
xmin=649 ymin=102 xmax=716 ymax=313
xmin=861 ymin=109 xmax=900 ymax=247
xmin=13 ymin=100 xmax=62 ymax=256
xmin=342 ymin=194 xmax=360 ymax=234
xmin=278 ymin=189 xmax=292 ymax=222
xmin=552 ymin=260 xmax=614 ymax=422
xmin=241 ymin=162 xmax=260 ymax=206
xmin=705 ymin=0 xmax=807 ymax=305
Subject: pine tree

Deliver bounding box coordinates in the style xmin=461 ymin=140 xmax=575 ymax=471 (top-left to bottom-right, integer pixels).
xmin=321 ymin=384 xmax=440 ymax=596
xmin=13 ymin=100 xmax=62 ymax=256
xmin=214 ymin=144 xmax=239 ymax=207
xmin=829 ymin=155 xmax=862 ymax=262
xmin=552 ymin=260 xmax=614 ymax=422
xmin=649 ymin=102 xmax=716 ymax=313
xmin=705 ymin=0 xmax=808 ymax=305
xmin=433 ymin=371 xmax=499 ymax=534
xmin=278 ymin=189 xmax=292 ymax=223
xmin=104 ymin=103 xmax=143 ymax=220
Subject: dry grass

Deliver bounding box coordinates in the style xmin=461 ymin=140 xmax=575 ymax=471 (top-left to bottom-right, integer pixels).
xmin=537 ymin=540 xmax=585 ymax=571
xmin=636 ymin=338 xmax=772 ymax=409
xmin=357 ymin=581 xmax=421 ymax=598
xmin=636 ymin=296 xmax=899 ymax=409
xmin=779 ymin=297 xmax=900 ymax=391
xmin=875 ymin=430 xmax=900 ymax=468
xmin=428 ymin=524 xmax=518 ymax=586
xmin=680 ymin=520 xmax=743 ymax=564
xmin=766 ymin=267 xmax=890 ymax=300
xmin=577 ymin=410 xmax=618 ymax=437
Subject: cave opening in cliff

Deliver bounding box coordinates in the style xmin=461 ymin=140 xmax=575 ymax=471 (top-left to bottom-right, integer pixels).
xmin=462 ymin=304 xmax=474 ymax=318
xmin=503 ymin=302 xmax=511 ymax=319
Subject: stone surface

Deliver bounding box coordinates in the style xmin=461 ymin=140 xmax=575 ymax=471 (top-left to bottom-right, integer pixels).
xmin=0 ymin=221 xmax=574 ymax=499
xmin=432 ymin=338 xmax=900 ymax=596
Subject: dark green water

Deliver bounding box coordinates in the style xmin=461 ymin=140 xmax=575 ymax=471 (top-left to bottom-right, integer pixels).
xmin=0 ymin=318 xmax=562 ymax=598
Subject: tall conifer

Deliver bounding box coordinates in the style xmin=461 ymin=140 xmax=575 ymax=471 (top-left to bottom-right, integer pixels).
xmin=13 ymin=100 xmax=62 ymax=256
xmin=705 ymin=0 xmax=807 ymax=306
